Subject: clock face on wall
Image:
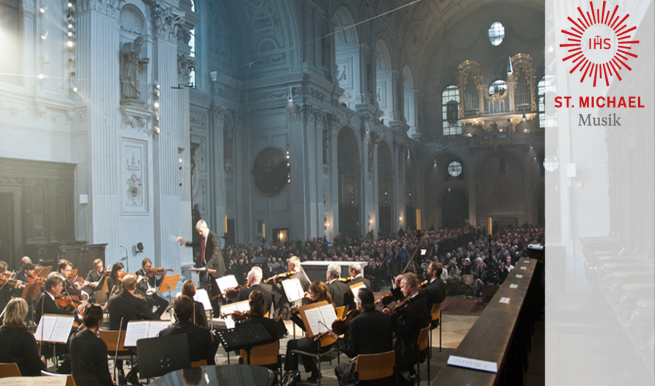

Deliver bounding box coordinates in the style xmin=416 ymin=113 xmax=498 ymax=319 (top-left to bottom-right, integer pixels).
xmin=252 ymin=147 xmax=289 ymax=197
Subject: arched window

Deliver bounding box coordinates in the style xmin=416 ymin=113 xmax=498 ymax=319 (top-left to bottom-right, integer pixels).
xmin=188 ymin=0 xmax=196 ymax=86
xmin=538 ymin=76 xmax=545 ymax=128
xmin=0 ymin=0 xmax=21 ymax=84
xmin=442 ymin=85 xmax=461 ymax=135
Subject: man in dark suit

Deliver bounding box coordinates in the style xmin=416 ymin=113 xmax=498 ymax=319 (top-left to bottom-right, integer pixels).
xmin=383 ymin=273 xmax=430 ymax=383
xmin=178 ymin=219 xmax=226 ymax=316
xmin=57 ymin=259 xmax=85 ymax=300
xmin=326 ymin=263 xmax=355 ymax=309
xmin=421 ymin=261 xmax=447 ymax=323
xmin=159 ymin=295 xmax=217 ymax=365
xmin=82 ymin=258 xmax=106 ymax=299
xmin=329 ymin=287 xmax=393 ymax=386
xmin=15 ymin=263 xmax=35 ymax=284
xmin=235 ymin=267 xmax=273 ymax=311
xmin=271 ymin=256 xmax=310 ymax=318
xmin=349 ymin=262 xmax=372 ymax=291
xmin=35 ymin=273 xmax=84 ymax=322
xmin=107 ymin=274 xmax=159 ymax=330
xmin=135 ymin=258 xmax=169 ymax=318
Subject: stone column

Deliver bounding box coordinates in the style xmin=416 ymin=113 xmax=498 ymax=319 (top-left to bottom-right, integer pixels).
xmin=468 ymin=176 xmax=477 ymax=226
xmin=177 ymin=53 xmax=195 ymax=267
xmin=211 ymin=107 xmax=226 ymax=237
xmin=76 ymin=2 xmax=122 ymax=263
xmin=328 ymin=117 xmax=340 ymax=239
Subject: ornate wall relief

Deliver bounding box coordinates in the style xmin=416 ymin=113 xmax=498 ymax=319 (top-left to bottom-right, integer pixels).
xmin=121 ymin=138 xmax=148 ymax=215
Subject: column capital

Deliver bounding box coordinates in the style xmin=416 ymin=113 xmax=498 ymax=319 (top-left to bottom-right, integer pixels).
xmin=78 ymin=0 xmax=125 ymax=19
xmin=151 ymin=1 xmax=185 ymax=42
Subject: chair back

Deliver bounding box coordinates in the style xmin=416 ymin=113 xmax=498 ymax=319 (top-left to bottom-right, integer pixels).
xmin=354 ymin=350 xmax=395 ymax=381
xmin=137 ymin=334 xmax=191 ymax=379
xmin=99 ymin=329 xmax=126 ymax=352
xmin=0 ymin=363 xmax=21 ymax=378
xmin=335 ymin=306 xmax=346 ymax=319
xmin=240 ymin=341 xmax=279 ymax=366
xmin=418 ymin=326 xmax=430 ymax=351
xmin=430 ymin=303 xmax=441 ymax=322
xmin=190 ymin=360 xmax=207 ymax=368
xmin=41 ymin=371 xmax=76 ymax=386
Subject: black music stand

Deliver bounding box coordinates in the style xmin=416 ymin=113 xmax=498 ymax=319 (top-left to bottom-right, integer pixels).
xmin=137 ymin=333 xmax=190 ymax=379
xmin=216 ymin=323 xmax=274 ymax=365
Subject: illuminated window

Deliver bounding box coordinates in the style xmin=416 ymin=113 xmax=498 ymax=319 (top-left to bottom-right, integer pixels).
xmin=442 ymin=85 xmax=461 ymax=135
xmin=448 ymin=161 xmax=462 ymax=177
xmin=488 ymin=80 xmax=507 ymax=96
xmin=488 ymin=21 xmax=505 ymax=46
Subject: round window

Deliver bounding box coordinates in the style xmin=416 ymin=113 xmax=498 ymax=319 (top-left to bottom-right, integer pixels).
xmin=543 ymin=156 xmax=559 ymax=172
xmin=488 ymin=21 xmax=505 ymax=46
xmin=448 ymin=161 xmax=462 ymax=177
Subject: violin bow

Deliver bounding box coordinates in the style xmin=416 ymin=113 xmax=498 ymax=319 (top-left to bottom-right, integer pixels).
xmin=401 ymin=231 xmax=426 ymax=275
xmin=0 ymin=270 xmax=16 ymax=291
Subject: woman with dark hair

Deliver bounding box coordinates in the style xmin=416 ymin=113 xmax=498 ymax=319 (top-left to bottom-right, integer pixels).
xmin=238 ymin=290 xmax=282 ymax=342
xmin=284 ymin=280 xmax=334 ymax=382
xmin=107 ymin=262 xmax=124 ymax=296
xmin=69 ymin=304 xmax=114 ymax=385
xmin=181 ymin=279 xmax=208 ymax=328
xmin=0 ymin=298 xmax=46 ymax=376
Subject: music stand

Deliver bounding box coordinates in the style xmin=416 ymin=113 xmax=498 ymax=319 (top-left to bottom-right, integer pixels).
xmin=35 ymin=266 xmax=52 ymax=278
xmin=216 ymin=323 xmax=274 ymax=365
xmin=137 ymin=333 xmax=190 ymax=379
xmin=22 ymin=281 xmax=43 ymax=327
xmin=94 ymin=289 xmax=108 ymax=305
xmin=158 ymin=273 xmax=180 ymax=319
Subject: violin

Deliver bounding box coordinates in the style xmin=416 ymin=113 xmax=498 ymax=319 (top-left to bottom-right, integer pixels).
xmin=224 ymin=285 xmax=249 ymax=300
xmin=229 ymin=310 xmax=251 ymax=322
xmin=146 ymin=267 xmax=174 ymax=277
xmin=55 ymin=293 xmax=84 ymax=313
xmin=380 ymin=293 xmax=395 ymax=306
xmin=388 ymin=296 xmax=411 ymax=314
xmin=0 ymin=274 xmax=24 ymax=289
xmin=185 ymin=267 xmax=218 ymax=275
xmin=337 ymin=276 xmax=355 ymax=283
xmin=419 ymin=280 xmax=428 ymax=288
xmin=263 ymin=271 xmax=294 ymax=283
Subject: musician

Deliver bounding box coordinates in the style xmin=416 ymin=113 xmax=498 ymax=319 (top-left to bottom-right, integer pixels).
xmin=68 ymin=305 xmax=114 ymax=386
xmin=272 ymin=256 xmax=310 ymax=318
xmin=107 ymin=262 xmax=125 ymax=296
xmin=284 ymin=281 xmax=333 ymax=382
xmin=421 ymin=261 xmax=447 ymax=321
xmin=15 ymin=262 xmax=35 ymax=283
xmin=0 ymin=261 xmax=21 ymax=312
xmin=177 ymin=219 xmax=226 ymax=316
xmin=327 ymin=288 xmax=393 ymax=386
xmin=35 ymin=273 xmax=85 ymax=322
xmin=159 ymin=295 xmax=217 ymax=365
xmin=58 ymin=259 xmax=86 ymax=299
xmin=235 ymin=267 xmax=273 ymax=311
xmin=107 ymin=274 xmax=158 ymax=330
xmin=348 ymin=263 xmax=372 ymax=291
xmin=0 ymin=298 xmax=47 ymax=376
xmin=181 ymin=279 xmax=208 ymax=328
xmin=382 ymin=273 xmax=430 ymax=383
xmin=326 ymin=263 xmax=355 ymax=309
xmin=239 ymin=290 xmax=283 ymax=342
xmin=135 ymin=258 xmax=168 ymax=319
xmin=21 ymin=256 xmax=32 ymax=265
xmin=83 ymin=259 xmax=106 ymax=296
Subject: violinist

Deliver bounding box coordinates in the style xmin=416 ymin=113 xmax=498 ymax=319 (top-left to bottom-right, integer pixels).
xmin=58 ymin=259 xmax=87 ymax=300
xmin=181 ymin=279 xmax=207 ymax=328
xmin=68 ymin=305 xmax=114 ymax=386
xmin=135 ymin=258 xmax=168 ymax=319
xmin=326 ymin=263 xmax=355 ymax=309
xmin=0 ymin=298 xmax=47 ymax=376
xmin=84 ymin=259 xmax=106 ymax=293
xmin=284 ymin=281 xmax=333 ymax=382
xmin=421 ymin=261 xmax=446 ymax=321
xmin=381 ymin=273 xmax=430 ymax=384
xmin=348 ymin=263 xmax=372 ymax=291
xmin=272 ymin=256 xmax=310 ymax=318
xmin=0 ymin=261 xmax=20 ymax=312
xmin=235 ymin=267 xmax=272 ymax=311
xmin=35 ymin=273 xmax=85 ymax=323
xmin=15 ymin=262 xmax=35 ymax=284
xmin=238 ymin=290 xmax=282 ymax=342
xmin=326 ymin=288 xmax=393 ymax=386
xmin=107 ymin=262 xmax=125 ymax=296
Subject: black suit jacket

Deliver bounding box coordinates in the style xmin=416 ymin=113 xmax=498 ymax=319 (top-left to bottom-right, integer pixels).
xmin=186 ymin=231 xmax=226 ymax=277
xmin=68 ymin=330 xmax=114 ymax=386
xmin=235 ymin=284 xmax=273 ymax=311
xmin=341 ymin=309 xmax=393 ymax=358
xmin=159 ymin=320 xmax=215 ymax=364
xmin=86 ymin=269 xmax=103 ymax=283
xmin=35 ymin=292 xmax=76 ymax=322
xmin=420 ymin=278 xmax=446 ymax=312
xmin=391 ymin=292 xmax=430 ymax=369
xmin=327 ymin=280 xmax=355 ymax=309
xmin=0 ymin=326 xmax=46 ymax=376
xmin=107 ymin=291 xmax=158 ymax=330
xmin=351 ymin=276 xmax=372 ymax=291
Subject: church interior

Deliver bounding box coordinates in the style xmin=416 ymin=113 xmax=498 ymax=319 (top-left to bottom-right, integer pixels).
xmin=0 ymin=0 xmax=554 ymax=385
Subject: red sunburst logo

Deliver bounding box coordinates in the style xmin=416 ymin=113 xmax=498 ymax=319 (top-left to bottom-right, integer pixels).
xmin=560 ymin=1 xmax=640 ymax=87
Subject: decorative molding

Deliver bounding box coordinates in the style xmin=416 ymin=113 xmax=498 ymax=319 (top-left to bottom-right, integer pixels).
xmin=121 ymin=138 xmax=148 ymax=215
xmin=120 ymin=4 xmax=146 ymax=35
xmin=120 ymin=105 xmax=151 ymax=134
xmin=151 ymin=1 xmax=185 ymax=42
xmin=177 ymin=53 xmax=196 ymax=83
xmin=78 ymin=0 xmax=125 ymax=19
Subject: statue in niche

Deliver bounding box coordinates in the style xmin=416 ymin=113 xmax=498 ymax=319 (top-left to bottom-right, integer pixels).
xmin=120 ymin=36 xmax=149 ymax=103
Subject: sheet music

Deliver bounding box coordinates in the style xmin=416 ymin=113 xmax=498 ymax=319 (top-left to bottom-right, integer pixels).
xmin=0 ymin=376 xmax=68 ymax=386
xmin=215 ymin=275 xmax=239 ymax=295
xmin=124 ymin=321 xmax=149 ymax=347
xmin=349 ymin=282 xmax=366 ymax=297
xmin=194 ymin=289 xmax=213 ymax=311
xmin=147 ymin=321 xmax=171 ymax=339
xmin=282 ymin=278 xmax=304 ymax=302
xmin=35 ymin=315 xmax=74 ymax=344
xmin=34 ymin=316 xmax=56 ymax=343
xmin=447 ymin=355 xmax=498 ymax=373
xmin=303 ymin=304 xmax=337 ymax=336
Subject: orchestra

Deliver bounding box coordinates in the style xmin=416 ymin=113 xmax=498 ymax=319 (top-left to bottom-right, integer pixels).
xmin=0 ymin=240 xmax=443 ymax=386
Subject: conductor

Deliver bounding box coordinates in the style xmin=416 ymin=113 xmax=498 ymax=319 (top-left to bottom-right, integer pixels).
xmin=177 ymin=219 xmax=225 ymax=316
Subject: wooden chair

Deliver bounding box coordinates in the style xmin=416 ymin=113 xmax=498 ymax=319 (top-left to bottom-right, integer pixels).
xmin=430 ymin=303 xmax=443 ymax=353
xmin=335 ymin=306 xmax=346 ymax=319
xmin=0 ymin=363 xmax=21 ymax=378
xmin=190 ymin=360 xmax=207 ymax=368
xmin=41 ymin=370 xmax=76 ymax=386
xmin=239 ymin=341 xmax=282 ymax=384
xmin=353 ymin=350 xmax=397 ymax=385
xmin=416 ymin=326 xmax=431 ymax=385
xmin=99 ymin=329 xmax=133 ymax=383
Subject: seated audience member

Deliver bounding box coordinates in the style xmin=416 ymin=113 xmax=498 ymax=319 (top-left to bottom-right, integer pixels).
xmin=159 ymin=295 xmax=217 ymax=365
xmin=329 ymin=287 xmax=393 ymax=386
xmin=181 ymin=279 xmax=208 ymax=328
xmin=0 ymin=298 xmax=47 ymax=376
xmin=69 ymin=305 xmax=114 ymax=386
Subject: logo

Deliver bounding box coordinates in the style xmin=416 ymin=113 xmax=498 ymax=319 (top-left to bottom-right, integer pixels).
xmin=560 ymin=1 xmax=639 ymax=86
